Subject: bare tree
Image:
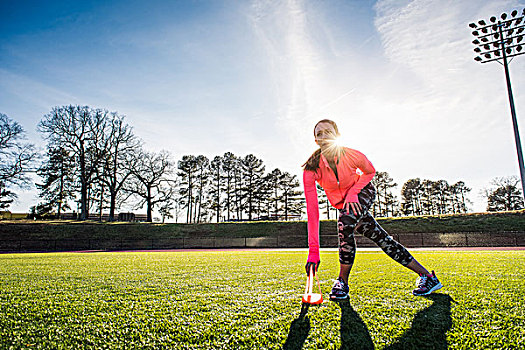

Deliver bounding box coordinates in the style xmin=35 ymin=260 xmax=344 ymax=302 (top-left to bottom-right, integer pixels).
xmin=98 ymin=115 xmax=139 ymax=221
xmin=0 ymin=113 xmax=37 ymax=209
xmin=38 ymin=106 xmax=111 ymax=220
xmin=125 ymin=149 xmax=176 ymax=222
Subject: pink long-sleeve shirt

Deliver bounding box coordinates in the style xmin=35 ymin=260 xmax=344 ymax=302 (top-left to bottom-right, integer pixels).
xmin=303 ymin=147 xmax=376 ymax=262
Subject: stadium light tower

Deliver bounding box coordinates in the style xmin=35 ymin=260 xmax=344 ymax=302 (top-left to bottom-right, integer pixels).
xmin=469 ymin=8 xmax=525 ymax=201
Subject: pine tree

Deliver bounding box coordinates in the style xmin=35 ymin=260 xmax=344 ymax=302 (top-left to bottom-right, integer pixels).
xmin=485 ymin=176 xmax=524 ymax=211
xmin=194 ymin=155 xmax=209 ymax=223
xmin=451 ymin=181 xmax=471 ymax=213
xmin=241 ymin=154 xmax=265 ymax=220
xmin=316 ymin=184 xmax=333 ymax=220
xmin=401 ymin=178 xmax=422 ymax=216
xmin=221 ymin=152 xmax=237 ymax=221
xmin=372 ymin=171 xmax=397 ymax=217
xmin=267 ymin=168 xmax=283 ymax=219
xmin=209 ymin=156 xmax=223 ymax=222
xmin=36 ymin=147 xmax=76 ymax=217
xmin=177 ymin=155 xmax=198 ymax=223
xmin=280 ymin=172 xmax=303 ymax=220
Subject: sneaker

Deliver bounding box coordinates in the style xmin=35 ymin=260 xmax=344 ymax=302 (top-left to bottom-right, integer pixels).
xmin=412 ymin=271 xmax=442 ymax=296
xmin=329 ymin=277 xmax=349 ymax=300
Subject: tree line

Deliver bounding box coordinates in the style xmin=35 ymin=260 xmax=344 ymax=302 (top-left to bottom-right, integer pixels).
xmin=3 ymin=106 xmax=304 ymax=222
xmin=1 ymin=107 xmax=524 ymax=221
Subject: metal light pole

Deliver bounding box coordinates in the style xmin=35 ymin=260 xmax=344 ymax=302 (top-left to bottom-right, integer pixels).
xmin=469 ymin=8 xmax=525 ymax=201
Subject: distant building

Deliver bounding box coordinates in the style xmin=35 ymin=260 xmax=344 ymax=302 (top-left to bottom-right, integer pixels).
xmin=0 ymin=211 xmax=28 ymax=220
xmin=58 ymin=212 xmax=148 ymax=222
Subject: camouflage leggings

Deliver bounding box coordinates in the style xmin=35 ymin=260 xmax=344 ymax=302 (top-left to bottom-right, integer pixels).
xmin=338 ymin=183 xmax=414 ymax=266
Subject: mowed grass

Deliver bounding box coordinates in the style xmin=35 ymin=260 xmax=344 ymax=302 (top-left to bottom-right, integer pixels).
xmin=1 ymin=250 xmax=524 ymax=349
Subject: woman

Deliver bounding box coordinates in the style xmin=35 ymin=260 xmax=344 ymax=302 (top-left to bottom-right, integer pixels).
xmin=303 ymin=119 xmax=442 ymax=299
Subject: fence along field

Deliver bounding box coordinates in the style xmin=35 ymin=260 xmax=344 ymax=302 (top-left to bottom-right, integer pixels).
xmin=0 ymin=210 xmax=524 ymax=252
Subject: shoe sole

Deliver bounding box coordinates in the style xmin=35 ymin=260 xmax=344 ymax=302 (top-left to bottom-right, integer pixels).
xmin=413 ymin=282 xmax=443 ymax=296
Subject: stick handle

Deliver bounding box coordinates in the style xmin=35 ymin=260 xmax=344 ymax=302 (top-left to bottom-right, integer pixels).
xmin=304 ymin=273 xmax=310 ymax=295
xmin=308 ymin=266 xmax=314 ymax=294
xmin=315 ymin=270 xmax=322 ymax=294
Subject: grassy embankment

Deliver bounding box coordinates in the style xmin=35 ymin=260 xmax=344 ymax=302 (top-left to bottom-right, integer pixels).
xmin=0 ymin=210 xmax=523 ymax=241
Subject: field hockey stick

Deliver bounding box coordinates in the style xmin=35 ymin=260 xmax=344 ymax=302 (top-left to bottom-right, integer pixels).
xmin=302 ymin=265 xmax=323 ymax=305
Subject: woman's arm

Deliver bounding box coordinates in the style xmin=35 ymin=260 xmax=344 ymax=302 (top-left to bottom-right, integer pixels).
xmin=303 ymin=170 xmax=320 ymax=263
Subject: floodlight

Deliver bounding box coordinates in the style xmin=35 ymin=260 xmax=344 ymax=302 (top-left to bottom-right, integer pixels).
xmin=468 ymin=8 xmax=525 ymax=202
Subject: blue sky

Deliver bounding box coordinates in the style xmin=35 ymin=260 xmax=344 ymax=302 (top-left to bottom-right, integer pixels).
xmin=1 ymin=0 xmax=525 ymax=214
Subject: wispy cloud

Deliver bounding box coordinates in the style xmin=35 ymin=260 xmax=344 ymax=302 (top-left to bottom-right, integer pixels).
xmin=250 ymin=0 xmax=319 ymax=146
xmin=0 ymin=69 xmax=80 ymax=111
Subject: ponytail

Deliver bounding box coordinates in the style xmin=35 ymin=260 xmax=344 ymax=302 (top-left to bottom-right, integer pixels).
xmin=303 ymin=148 xmax=322 ymax=171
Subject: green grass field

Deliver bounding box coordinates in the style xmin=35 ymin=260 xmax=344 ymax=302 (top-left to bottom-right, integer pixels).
xmin=1 ymin=250 xmax=524 ymax=349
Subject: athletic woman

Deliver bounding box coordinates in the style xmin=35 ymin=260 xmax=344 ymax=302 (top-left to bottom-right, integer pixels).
xmin=303 ymin=119 xmax=442 ymax=299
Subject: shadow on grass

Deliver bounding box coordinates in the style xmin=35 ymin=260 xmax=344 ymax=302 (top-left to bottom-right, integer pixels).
xmin=283 ymin=300 xmax=374 ymax=350
xmin=283 ymin=303 xmax=311 ymax=350
xmin=337 ymin=298 xmax=374 ymax=350
xmin=283 ymin=293 xmax=452 ymax=350
xmin=384 ymin=293 xmax=453 ymax=350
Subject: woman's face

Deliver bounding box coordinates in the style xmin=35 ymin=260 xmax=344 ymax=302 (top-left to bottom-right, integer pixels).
xmin=314 ymin=122 xmax=338 ymax=147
